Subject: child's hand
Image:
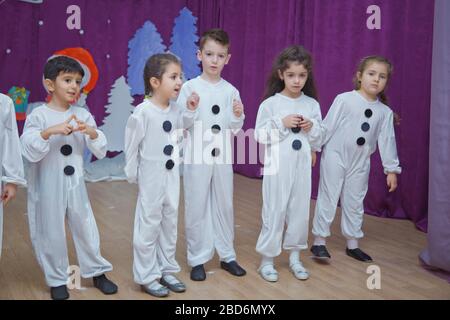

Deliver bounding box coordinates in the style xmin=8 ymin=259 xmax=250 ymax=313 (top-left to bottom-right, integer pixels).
xmin=387 ymin=173 xmax=398 ymax=192
xmin=282 ymin=114 xmax=302 ymax=128
xmin=233 ymin=99 xmax=244 ymax=118
xmin=1 ymin=183 xmax=17 ymax=206
xmin=41 ymin=114 xmax=76 ymax=139
xmin=74 ymin=117 xmax=98 ymax=139
xmin=187 ymin=92 xmax=200 ymax=111
xmin=311 ymin=151 xmax=317 ymax=167
xmin=299 ymin=117 xmax=313 ymax=132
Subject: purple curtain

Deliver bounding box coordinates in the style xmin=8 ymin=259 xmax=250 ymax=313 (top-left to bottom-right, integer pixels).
xmin=0 ymin=0 xmax=434 ymax=230
xmin=419 ymin=0 xmax=450 ymax=282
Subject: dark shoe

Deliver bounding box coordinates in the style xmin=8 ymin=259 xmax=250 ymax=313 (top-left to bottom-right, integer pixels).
xmin=346 ymin=248 xmax=373 ymax=262
xmin=93 ymin=274 xmax=118 ymax=294
xmin=310 ymin=245 xmax=331 ymax=259
xmin=220 ymin=260 xmax=246 ymax=276
xmin=160 ymin=274 xmax=186 ymax=293
xmin=50 ymin=285 xmax=69 ymax=300
xmin=190 ymin=264 xmax=206 ymax=281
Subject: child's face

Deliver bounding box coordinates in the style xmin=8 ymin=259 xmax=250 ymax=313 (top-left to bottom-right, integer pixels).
xmin=358 ymin=62 xmax=389 ymax=98
xmin=45 ymin=72 xmax=82 ymax=105
xmin=278 ymin=62 xmax=308 ymax=98
xmin=151 ymin=63 xmax=183 ymax=100
xmin=197 ymin=39 xmax=230 ymax=78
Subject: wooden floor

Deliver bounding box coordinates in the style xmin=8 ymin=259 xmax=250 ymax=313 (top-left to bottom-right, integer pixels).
xmin=0 ymin=174 xmax=449 ymax=300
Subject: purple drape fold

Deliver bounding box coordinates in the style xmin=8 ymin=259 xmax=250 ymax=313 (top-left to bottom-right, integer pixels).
xmin=419 ymin=0 xmax=450 ymax=282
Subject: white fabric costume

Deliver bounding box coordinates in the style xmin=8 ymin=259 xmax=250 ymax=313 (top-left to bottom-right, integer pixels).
xmin=254 ymin=93 xmax=322 ymax=257
xmin=0 ymin=94 xmax=26 ymax=258
xmin=124 ymin=99 xmax=197 ymax=285
xmin=312 ymin=90 xmax=401 ymax=240
xmin=21 ymin=105 xmax=112 ymax=287
xmin=177 ymin=76 xmax=245 ymax=267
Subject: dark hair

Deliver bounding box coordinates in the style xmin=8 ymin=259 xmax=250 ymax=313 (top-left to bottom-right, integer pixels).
xmin=44 ymin=56 xmax=84 ymax=80
xmin=143 ymin=53 xmax=181 ymax=96
xmin=199 ymin=28 xmax=230 ymax=51
xmin=353 ymin=55 xmax=393 ymax=105
xmin=263 ymin=45 xmax=318 ymax=100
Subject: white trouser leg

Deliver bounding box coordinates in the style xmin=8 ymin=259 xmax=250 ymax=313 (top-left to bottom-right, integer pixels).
xmin=67 ymin=178 xmax=112 ymax=279
xmin=256 ymin=169 xmax=290 ymax=258
xmin=158 ymin=173 xmax=181 ymax=275
xmin=284 ymin=157 xmax=311 ymax=251
xmin=183 ymin=164 xmax=215 ymax=267
xmin=340 ymin=165 xmax=369 ymax=240
xmin=312 ymin=152 xmax=345 ymax=238
xmin=211 ymin=164 xmax=236 ymax=263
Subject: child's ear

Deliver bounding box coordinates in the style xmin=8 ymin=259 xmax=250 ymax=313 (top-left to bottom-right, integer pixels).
xmin=356 ymin=71 xmax=362 ymax=82
xmin=44 ymin=79 xmax=55 ymax=93
xmin=277 ymin=70 xmax=284 ymax=80
xmin=196 ymin=50 xmax=202 ymax=62
xmin=149 ymin=77 xmax=160 ymax=90
xmin=225 ymin=54 xmax=231 ymax=65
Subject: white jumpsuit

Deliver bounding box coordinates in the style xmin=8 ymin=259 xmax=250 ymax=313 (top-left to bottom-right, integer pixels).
xmin=177 ymin=76 xmax=245 ymax=267
xmin=312 ymin=90 xmax=401 ymax=240
xmin=124 ymin=99 xmax=197 ymax=285
xmin=0 ymin=94 xmax=26 ymax=258
xmin=254 ymin=93 xmax=322 ymax=257
xmin=21 ymin=105 xmax=112 ymax=287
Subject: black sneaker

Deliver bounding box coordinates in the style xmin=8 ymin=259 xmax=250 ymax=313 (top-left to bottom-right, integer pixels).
xmin=346 ymin=248 xmax=373 ymax=262
xmin=190 ymin=264 xmax=206 ymax=281
xmin=220 ymin=261 xmax=246 ymax=276
xmin=93 ymin=274 xmax=118 ymax=294
xmin=50 ymin=285 xmax=69 ymax=300
xmin=310 ymin=245 xmax=331 ymax=259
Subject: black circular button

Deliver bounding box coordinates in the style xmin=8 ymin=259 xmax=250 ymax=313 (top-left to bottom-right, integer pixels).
xmin=64 ymin=165 xmax=75 ymax=176
xmin=211 ymin=124 xmax=221 ymax=133
xmin=163 ymin=145 xmax=174 ymax=156
xmin=212 ymin=105 xmax=220 ymax=114
xmin=211 ymin=148 xmax=220 ymax=157
xmin=165 ymin=159 xmax=175 ymax=170
xmin=365 ymin=109 xmax=373 ymax=118
xmin=356 ymin=137 xmax=366 ymax=146
xmin=60 ymin=144 xmax=72 ymax=156
xmin=292 ymin=139 xmax=302 ymax=150
xmin=291 ymin=126 xmax=301 ymax=133
xmin=361 ymin=122 xmax=370 ymax=132
xmin=162 ymin=121 xmax=172 ymax=132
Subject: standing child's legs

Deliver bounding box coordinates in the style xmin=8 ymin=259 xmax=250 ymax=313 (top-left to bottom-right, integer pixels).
xmin=340 ymin=165 xmax=372 ymax=262
xmin=183 ymin=164 xmax=214 ymax=280
xmin=67 ymin=181 xmax=116 ymax=294
xmin=211 ymin=164 xmax=246 ymax=276
xmin=311 ymin=153 xmax=345 ymax=258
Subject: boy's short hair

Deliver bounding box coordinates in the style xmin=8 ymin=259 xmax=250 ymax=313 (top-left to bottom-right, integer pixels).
xmin=199 ymin=28 xmax=230 ymax=51
xmin=44 ymin=56 xmax=84 ymax=81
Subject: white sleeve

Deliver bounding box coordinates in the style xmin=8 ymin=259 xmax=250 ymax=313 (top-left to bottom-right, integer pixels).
xmin=254 ymin=100 xmax=289 ymax=145
xmin=319 ymin=95 xmax=345 ymax=146
xmin=229 ymin=90 xmax=245 ymax=134
xmin=20 ymin=111 xmax=51 ymax=163
xmin=176 ymin=83 xmax=198 ymax=129
xmin=124 ymin=114 xmax=145 ymax=184
xmin=378 ymin=111 xmax=401 ymax=174
xmin=306 ymin=101 xmax=323 ymax=152
xmin=2 ymin=97 xmax=26 ymax=186
xmin=84 ymin=113 xmax=107 ymax=160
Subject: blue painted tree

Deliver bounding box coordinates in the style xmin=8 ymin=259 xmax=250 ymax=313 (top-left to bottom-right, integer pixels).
xmin=128 ymin=21 xmax=166 ymax=95
xmin=169 ymin=7 xmax=201 ymax=80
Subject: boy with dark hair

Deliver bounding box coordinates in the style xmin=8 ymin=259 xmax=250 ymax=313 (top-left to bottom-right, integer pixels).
xmin=21 ymin=56 xmax=118 ymax=300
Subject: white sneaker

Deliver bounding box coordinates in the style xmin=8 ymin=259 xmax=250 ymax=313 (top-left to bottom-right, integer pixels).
xmin=258 ymin=264 xmax=279 ymax=282
xmin=290 ymin=262 xmax=309 ymax=280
